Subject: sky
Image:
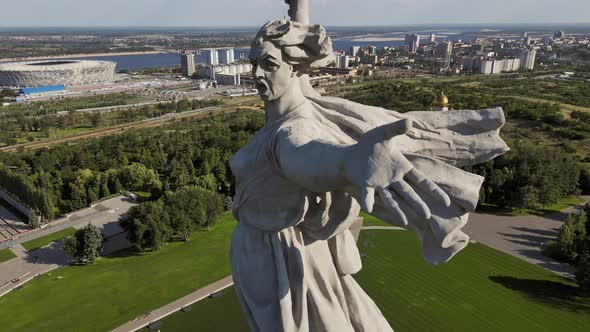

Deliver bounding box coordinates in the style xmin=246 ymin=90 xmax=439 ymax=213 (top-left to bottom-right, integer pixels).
xmin=2 ymin=0 xmax=589 ymax=27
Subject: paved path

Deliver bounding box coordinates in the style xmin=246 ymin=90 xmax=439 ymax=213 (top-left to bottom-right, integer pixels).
xmin=0 ymin=196 xmax=134 ymax=251
xmin=0 ymin=196 xmax=136 ymax=298
xmin=112 ymin=276 xmax=234 ymax=332
xmin=464 ymin=196 xmax=590 ymax=278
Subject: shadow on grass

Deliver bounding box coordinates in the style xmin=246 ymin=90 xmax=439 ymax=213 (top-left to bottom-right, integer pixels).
xmin=489 ymin=276 xmax=590 ymax=313
xmin=102 ymin=248 xmax=145 ymax=259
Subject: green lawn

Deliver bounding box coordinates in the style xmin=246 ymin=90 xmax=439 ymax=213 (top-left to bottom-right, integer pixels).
xmin=21 ymin=227 xmax=76 ymax=252
xmin=477 ymin=195 xmax=586 ymax=217
xmin=156 ymin=229 xmax=590 ymax=332
xmin=361 ymin=211 xmax=390 ymax=227
xmin=155 ymin=286 xmax=248 ymax=331
xmin=0 ymin=214 xmax=236 ymax=331
xmin=0 ymin=248 xmax=17 ymax=264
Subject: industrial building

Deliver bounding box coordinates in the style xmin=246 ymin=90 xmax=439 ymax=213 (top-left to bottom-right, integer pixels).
xmin=0 ymin=60 xmax=116 ymax=88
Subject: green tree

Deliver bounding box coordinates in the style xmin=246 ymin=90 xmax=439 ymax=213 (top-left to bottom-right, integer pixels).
xmin=559 ymin=216 xmax=578 ymax=262
xmin=118 ymin=163 xmax=162 ymax=192
xmin=119 ymin=200 xmax=170 ymax=250
xmin=87 ymin=188 xmax=99 ymax=204
xmin=100 ymin=182 xmax=111 ymax=198
xmin=64 ymin=223 xmax=104 ymax=264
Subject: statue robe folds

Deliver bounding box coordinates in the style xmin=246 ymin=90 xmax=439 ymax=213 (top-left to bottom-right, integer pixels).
xmin=230 ymin=90 xmax=509 ymax=331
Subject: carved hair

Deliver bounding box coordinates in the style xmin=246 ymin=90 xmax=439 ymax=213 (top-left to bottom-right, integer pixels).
xmin=251 ymin=20 xmax=335 ymax=72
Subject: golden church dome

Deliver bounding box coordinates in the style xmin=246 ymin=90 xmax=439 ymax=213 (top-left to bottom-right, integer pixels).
xmin=433 ymin=91 xmax=449 ymax=107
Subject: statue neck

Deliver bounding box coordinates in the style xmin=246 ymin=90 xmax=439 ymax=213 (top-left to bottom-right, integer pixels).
xmin=264 ymin=78 xmax=308 ymax=123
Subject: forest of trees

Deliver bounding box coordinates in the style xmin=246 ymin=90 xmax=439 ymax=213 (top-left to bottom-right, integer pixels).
xmin=0 ymin=110 xmax=263 ymax=221
xmin=119 ymin=186 xmax=223 ymax=250
xmin=466 ymin=141 xmax=580 ymax=209
xmin=344 ymin=81 xmax=587 ymax=209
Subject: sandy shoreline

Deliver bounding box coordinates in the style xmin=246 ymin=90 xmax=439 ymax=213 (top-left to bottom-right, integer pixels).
xmin=0 ymin=50 xmax=170 ymax=63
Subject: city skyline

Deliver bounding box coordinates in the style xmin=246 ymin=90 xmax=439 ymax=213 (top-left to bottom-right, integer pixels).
xmin=2 ymin=0 xmax=589 ymax=27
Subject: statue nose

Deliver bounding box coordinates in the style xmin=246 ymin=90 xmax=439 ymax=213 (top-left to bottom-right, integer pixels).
xmin=254 ymin=65 xmax=264 ymax=78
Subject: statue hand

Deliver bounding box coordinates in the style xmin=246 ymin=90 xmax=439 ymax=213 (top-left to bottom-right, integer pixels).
xmin=346 ymin=119 xmax=451 ymax=224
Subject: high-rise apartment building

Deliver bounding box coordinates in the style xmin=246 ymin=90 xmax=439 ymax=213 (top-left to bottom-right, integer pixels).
xmin=180 ymin=51 xmax=195 ymax=77
xmin=430 ymin=34 xmax=436 ymax=43
xmin=405 ymin=34 xmax=420 ymax=53
xmin=218 ymin=48 xmax=235 ymax=65
xmin=520 ymin=49 xmax=537 ymax=70
xmin=205 ymin=49 xmax=219 ymax=65
xmin=334 ymin=52 xmax=349 ymax=69
xmin=350 ymin=46 xmax=360 ymax=57
xmin=437 ymin=41 xmax=453 ymax=68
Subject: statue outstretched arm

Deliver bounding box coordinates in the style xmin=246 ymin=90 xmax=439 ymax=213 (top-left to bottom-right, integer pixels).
xmin=276 ymin=117 xmax=451 ymax=223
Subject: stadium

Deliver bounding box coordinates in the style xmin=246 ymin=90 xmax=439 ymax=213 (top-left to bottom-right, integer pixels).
xmin=0 ymin=60 xmax=116 ymax=88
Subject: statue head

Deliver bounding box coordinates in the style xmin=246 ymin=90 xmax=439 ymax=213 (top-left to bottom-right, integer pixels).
xmin=250 ymin=20 xmax=334 ymax=101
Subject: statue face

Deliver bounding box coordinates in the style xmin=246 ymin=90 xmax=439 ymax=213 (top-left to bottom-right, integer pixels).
xmin=250 ymin=42 xmax=293 ymax=101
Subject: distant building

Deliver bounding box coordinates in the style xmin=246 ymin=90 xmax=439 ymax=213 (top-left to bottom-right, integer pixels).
xmin=480 ymin=60 xmax=494 ymax=74
xmin=364 ymin=55 xmax=379 ymax=65
xmin=520 ymin=49 xmax=537 ymax=70
xmin=216 ymin=73 xmax=240 ymax=86
xmin=368 ymin=45 xmax=377 ymax=56
xmin=320 ymin=67 xmax=357 ymax=76
xmin=334 ymin=52 xmax=349 ymax=69
xmin=437 ymin=42 xmax=453 ymax=68
xmin=218 ymin=48 xmax=235 ymax=65
xmin=491 ymin=60 xmax=504 ymax=74
xmin=554 ymin=31 xmax=565 ymax=39
xmin=522 ymin=32 xmax=528 ymax=38
xmin=180 ymin=51 xmax=195 ymax=77
xmin=205 ymin=49 xmax=219 ymax=65
xmin=350 ymin=46 xmax=360 ymax=57
xmin=430 ymin=33 xmax=436 ymax=43
xmin=502 ymin=58 xmax=521 ymax=72
xmin=524 ymin=36 xmax=532 ymax=46
xmin=405 ymin=34 xmax=420 ymax=53
xmin=201 ymin=63 xmax=253 ymax=80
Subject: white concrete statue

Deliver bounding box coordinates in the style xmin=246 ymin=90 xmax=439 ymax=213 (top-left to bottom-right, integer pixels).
xmin=229 ymin=1 xmax=509 ymax=331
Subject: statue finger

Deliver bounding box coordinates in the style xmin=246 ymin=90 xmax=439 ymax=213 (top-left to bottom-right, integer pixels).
xmin=406 ymin=169 xmax=451 ymax=207
xmin=360 ymin=186 xmax=375 ymax=213
xmin=377 ymin=187 xmax=408 ymax=226
xmin=390 ymin=180 xmax=431 ymax=220
xmin=364 ymin=118 xmax=412 ymax=145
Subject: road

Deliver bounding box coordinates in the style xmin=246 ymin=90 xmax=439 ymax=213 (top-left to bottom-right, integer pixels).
xmin=0 ymin=196 xmax=137 ymax=297
xmin=464 ymin=196 xmax=590 ymax=278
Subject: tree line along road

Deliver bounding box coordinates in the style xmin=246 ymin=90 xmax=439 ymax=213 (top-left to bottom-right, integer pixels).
xmin=0 ymin=97 xmax=261 ymax=153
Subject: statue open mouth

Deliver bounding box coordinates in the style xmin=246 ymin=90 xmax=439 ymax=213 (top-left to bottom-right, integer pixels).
xmin=256 ymin=80 xmax=269 ymax=96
